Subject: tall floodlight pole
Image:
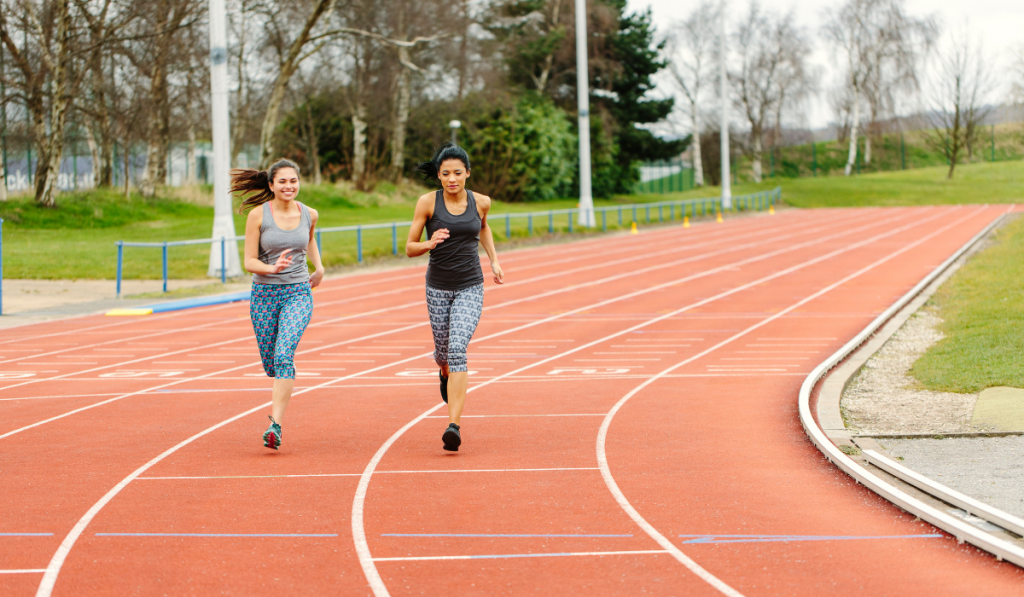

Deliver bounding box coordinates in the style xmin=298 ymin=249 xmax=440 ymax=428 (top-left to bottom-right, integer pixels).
xmin=207 ymin=0 xmax=242 ymax=278
xmin=719 ymin=3 xmax=732 ymax=210
xmin=575 ymin=0 xmax=595 ymax=227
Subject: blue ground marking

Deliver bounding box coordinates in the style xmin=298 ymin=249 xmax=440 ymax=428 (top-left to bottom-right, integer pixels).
xmin=381 ymin=533 xmax=634 ymax=538
xmin=142 ymin=291 xmax=251 ymax=314
xmin=679 ymin=534 xmax=943 ymax=545
xmin=0 ymin=533 xmax=53 ymax=536
xmin=95 ymin=533 xmax=337 ymax=538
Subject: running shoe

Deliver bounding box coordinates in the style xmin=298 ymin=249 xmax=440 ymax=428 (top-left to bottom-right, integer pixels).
xmin=439 ymin=370 xmax=449 ymax=404
xmin=263 ymin=416 xmax=282 ymax=450
xmin=442 ymin=423 xmax=461 ymax=451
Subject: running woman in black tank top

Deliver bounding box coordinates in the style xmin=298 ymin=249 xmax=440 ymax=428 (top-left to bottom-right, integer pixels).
xmin=406 ymin=144 xmax=504 ymax=452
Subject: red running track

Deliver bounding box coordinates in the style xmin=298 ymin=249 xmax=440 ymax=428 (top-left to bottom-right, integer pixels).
xmin=2 ymin=205 xmax=1022 ymax=596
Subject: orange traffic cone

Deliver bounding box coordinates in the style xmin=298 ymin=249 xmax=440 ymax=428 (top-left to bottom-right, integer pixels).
xmin=683 ymin=216 xmax=690 ymax=228
xmin=769 ymin=204 xmax=775 ymax=215
xmin=716 ymin=212 xmax=723 ymax=224
xmin=630 ymin=221 xmax=639 ymax=234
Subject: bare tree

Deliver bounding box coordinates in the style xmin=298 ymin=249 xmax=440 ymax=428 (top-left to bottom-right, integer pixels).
xmin=665 ymin=1 xmax=717 ymax=187
xmin=257 ymin=0 xmax=339 ymax=168
xmin=926 ymin=28 xmax=992 ymax=179
xmin=729 ymin=3 xmax=808 ymax=183
xmin=1010 ymin=43 xmax=1024 ymax=106
xmin=823 ymin=0 xmax=936 ymax=176
xmin=0 ymin=0 xmax=78 ymax=206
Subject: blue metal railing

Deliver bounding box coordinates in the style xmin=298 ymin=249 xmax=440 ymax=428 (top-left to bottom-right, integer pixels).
xmin=0 ymin=217 xmax=4 ymax=315
xmin=114 ymin=188 xmax=781 ymax=296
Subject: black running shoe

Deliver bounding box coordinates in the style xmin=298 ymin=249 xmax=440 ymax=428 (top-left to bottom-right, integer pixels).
xmin=263 ymin=416 xmax=282 ymax=450
xmin=442 ymin=423 xmax=461 ymax=451
xmin=439 ymin=370 xmax=449 ymax=404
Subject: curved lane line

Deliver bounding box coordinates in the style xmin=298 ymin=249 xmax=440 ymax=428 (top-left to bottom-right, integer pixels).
xmin=595 ymin=205 xmax=990 ymax=591
xmin=34 ymin=207 xmax=927 ymax=596
xmin=350 ymin=207 xmax=960 ymax=597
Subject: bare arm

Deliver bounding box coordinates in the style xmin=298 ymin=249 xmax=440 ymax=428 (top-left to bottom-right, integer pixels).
xmin=475 ymin=194 xmax=504 ymax=284
xmin=306 ymin=207 xmax=324 ymax=288
xmin=405 ymin=193 xmax=448 ymax=258
xmin=243 ymin=207 xmax=294 ymax=275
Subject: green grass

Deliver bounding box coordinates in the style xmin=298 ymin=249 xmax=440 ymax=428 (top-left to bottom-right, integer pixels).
xmin=911 ymin=215 xmax=1024 ymax=392
xmin=0 ymin=181 xmax=710 ymax=280
xmin=2 ymin=158 xmax=1020 ymax=280
xmin=646 ymin=160 xmax=1024 ymax=208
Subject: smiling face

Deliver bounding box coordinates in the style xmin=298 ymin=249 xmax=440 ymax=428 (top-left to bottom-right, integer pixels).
xmin=437 ymin=158 xmax=470 ymax=195
xmin=269 ymin=167 xmax=300 ymax=202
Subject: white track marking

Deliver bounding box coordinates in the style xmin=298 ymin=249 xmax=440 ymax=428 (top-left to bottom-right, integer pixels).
xmin=32 ymin=208 xmax=937 ymax=595
xmin=348 ymin=207 xmax=965 ymax=597
xmin=4 ymin=210 xmax=850 ymax=395
xmin=138 ymin=468 xmax=599 ymax=481
xmin=594 ymin=205 xmax=990 ymax=597
xmin=372 ymin=550 xmax=668 ymax=562
xmin=0 ymin=570 xmax=47 ymax=574
xmin=5 ymin=210 xmax=875 ymax=435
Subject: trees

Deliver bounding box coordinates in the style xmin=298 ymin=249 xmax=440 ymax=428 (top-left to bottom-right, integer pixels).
xmin=822 ymin=0 xmax=936 ymax=176
xmin=925 ymin=28 xmax=992 ymax=179
xmin=728 ymin=3 xmax=809 ymax=183
xmin=664 ymin=2 xmax=717 ymax=187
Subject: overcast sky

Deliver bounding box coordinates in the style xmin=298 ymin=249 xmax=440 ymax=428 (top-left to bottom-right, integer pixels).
xmin=627 ymin=0 xmax=1024 ymax=130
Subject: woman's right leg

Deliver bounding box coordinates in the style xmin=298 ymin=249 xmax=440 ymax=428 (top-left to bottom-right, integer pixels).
xmin=426 ymin=285 xmax=453 ymax=391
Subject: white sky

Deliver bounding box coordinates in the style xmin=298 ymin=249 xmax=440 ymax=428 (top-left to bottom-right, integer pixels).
xmin=628 ymin=0 xmax=1024 ymax=129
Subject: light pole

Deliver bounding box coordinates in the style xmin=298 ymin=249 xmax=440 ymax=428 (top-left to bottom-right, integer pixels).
xmin=574 ymin=0 xmax=595 ymax=227
xmin=719 ymin=2 xmax=732 ymax=210
xmin=207 ymin=0 xmax=242 ymax=279
xmin=449 ymin=119 xmax=461 ymax=145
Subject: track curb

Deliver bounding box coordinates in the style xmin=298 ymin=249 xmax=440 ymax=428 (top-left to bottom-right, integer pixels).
xmin=798 ymin=207 xmax=1024 ymax=568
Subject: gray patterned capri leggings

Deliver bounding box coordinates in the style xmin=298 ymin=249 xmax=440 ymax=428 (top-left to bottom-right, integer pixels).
xmin=426 ymin=283 xmax=484 ymax=373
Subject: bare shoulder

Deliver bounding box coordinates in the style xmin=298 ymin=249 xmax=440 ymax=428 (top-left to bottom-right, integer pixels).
xmin=246 ymin=207 xmax=263 ymax=226
xmin=473 ymin=192 xmax=492 ymax=211
xmin=307 ymin=206 xmax=319 ymax=221
xmin=415 ymin=192 xmax=436 ymax=216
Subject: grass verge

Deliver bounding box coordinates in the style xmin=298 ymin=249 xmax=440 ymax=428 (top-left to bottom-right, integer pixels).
xmin=911 ymin=214 xmax=1024 ymax=392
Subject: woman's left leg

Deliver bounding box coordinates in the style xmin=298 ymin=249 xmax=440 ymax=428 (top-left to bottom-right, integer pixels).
xmin=445 ymin=284 xmax=484 ymax=425
xmin=270 ymin=283 xmax=314 ymax=424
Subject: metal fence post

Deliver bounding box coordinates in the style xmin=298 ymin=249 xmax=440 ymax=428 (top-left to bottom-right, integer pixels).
xmin=392 ymin=223 xmax=398 ymax=255
xmin=162 ymin=242 xmax=168 ymax=293
xmin=505 ymin=214 xmax=511 ymax=239
xmin=549 ymin=211 xmax=554 ymax=234
xmin=220 ymin=237 xmax=226 ymax=284
xmin=618 ymin=206 xmax=622 ymax=226
xmin=316 ymin=229 xmax=322 ymax=254
xmin=646 ymin=205 xmax=650 ymax=223
xmin=116 ymin=241 xmax=124 ymax=298
xmin=568 ymin=212 xmax=574 ymax=233
xmin=633 ymin=205 xmax=637 ymax=223
xmin=528 ymin=214 xmax=533 ymax=236
xmin=357 ymin=226 xmax=363 ymax=263
xmin=602 ymin=209 xmax=607 ymax=231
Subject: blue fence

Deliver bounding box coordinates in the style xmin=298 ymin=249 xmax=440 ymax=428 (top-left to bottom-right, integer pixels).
xmin=114 ymin=187 xmax=781 ymax=297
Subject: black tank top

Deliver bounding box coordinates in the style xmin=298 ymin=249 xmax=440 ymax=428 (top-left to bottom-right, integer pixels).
xmin=425 ymin=190 xmax=485 ymax=291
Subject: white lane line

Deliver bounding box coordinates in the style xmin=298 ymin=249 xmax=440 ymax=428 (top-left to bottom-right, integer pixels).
xmin=31 ymin=209 xmax=912 ymax=596
xmin=425 ymin=414 xmax=606 ymax=418
xmin=138 ymin=467 xmax=599 ymax=480
xmin=1 ymin=570 xmax=47 ymax=574
xmin=349 ymin=207 xmax=961 ymax=597
xmin=595 ymin=205 xmax=986 ymax=597
xmin=2 ymin=210 xmax=846 ymax=393
xmin=372 ymin=550 xmax=668 ymax=562
xmin=4 ymin=209 xmax=870 ymax=431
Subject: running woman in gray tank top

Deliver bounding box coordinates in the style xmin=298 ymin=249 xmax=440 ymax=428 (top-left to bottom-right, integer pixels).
xmin=233 ymin=159 xmax=325 ymax=450
xmin=406 ymin=144 xmax=505 ymax=452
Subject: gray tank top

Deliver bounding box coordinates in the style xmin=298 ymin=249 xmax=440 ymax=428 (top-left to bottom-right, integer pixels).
xmin=252 ymin=201 xmax=312 ymax=285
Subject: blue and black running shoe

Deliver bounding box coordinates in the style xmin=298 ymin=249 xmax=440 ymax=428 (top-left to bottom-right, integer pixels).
xmin=263 ymin=416 xmax=282 ymax=450
xmin=442 ymin=423 xmax=461 ymax=452
xmin=439 ymin=370 xmax=449 ymax=404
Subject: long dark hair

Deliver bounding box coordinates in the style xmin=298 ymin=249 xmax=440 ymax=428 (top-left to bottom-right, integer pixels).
xmin=231 ymin=159 xmax=301 ymax=213
xmin=415 ymin=143 xmax=471 ymax=185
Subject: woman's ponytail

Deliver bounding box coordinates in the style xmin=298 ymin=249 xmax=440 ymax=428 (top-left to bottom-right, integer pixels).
xmin=415 ymin=142 xmax=470 ymax=186
xmin=232 ymin=158 xmax=300 ymax=213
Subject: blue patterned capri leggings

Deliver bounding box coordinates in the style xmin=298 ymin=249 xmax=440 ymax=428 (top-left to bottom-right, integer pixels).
xmin=426 ymin=284 xmax=484 ymax=373
xmin=250 ymin=282 xmax=313 ymax=379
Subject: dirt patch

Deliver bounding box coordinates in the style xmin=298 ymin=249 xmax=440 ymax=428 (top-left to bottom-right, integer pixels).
xmin=841 ymin=309 xmax=984 ymax=435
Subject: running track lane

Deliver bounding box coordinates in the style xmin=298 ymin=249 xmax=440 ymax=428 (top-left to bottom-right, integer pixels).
xmin=3 ymin=206 xmax=1020 ymax=595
